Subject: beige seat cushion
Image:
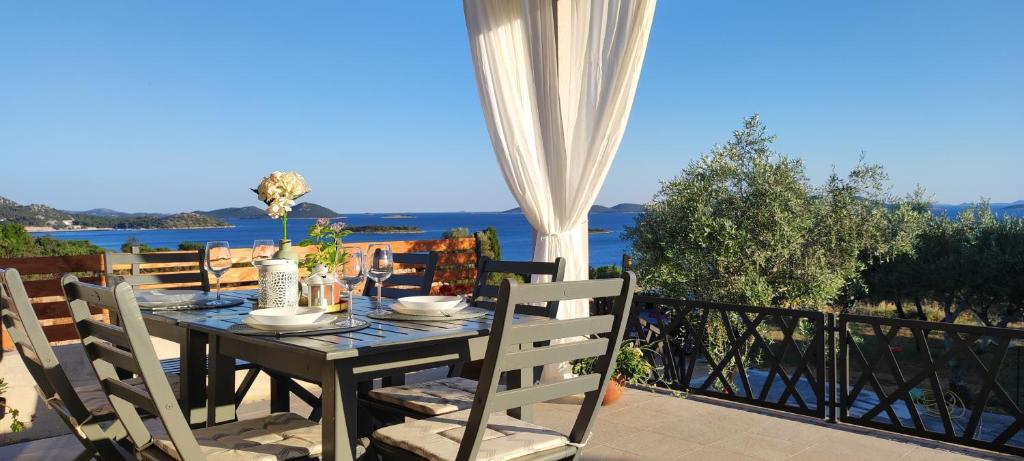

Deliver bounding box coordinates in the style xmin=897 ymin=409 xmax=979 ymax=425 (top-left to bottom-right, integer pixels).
xmin=373 ymin=409 xmax=569 ymax=461
xmin=368 ymin=377 xmax=505 ymax=416
xmin=75 ymin=373 xmax=182 ymax=417
xmin=148 ymin=412 xmax=322 ymax=461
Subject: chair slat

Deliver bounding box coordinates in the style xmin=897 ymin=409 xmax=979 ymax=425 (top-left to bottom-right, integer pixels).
xmin=119 ymin=273 xmax=206 ymax=286
xmin=386 ymin=273 xmax=425 ymax=287
xmin=512 ymin=278 xmax=624 ymax=304
xmin=500 ymin=338 xmax=609 ymax=371
xmin=63 ymin=282 xmax=120 ymax=308
xmin=489 ymin=374 xmax=602 ymax=412
xmin=507 ymin=316 xmax=614 ymax=344
xmin=79 ymin=319 xmax=131 ymax=349
xmin=86 ymin=341 xmax=141 ymax=374
xmin=106 ymin=252 xmax=202 ymax=265
xmin=103 ymin=379 xmax=160 ymax=414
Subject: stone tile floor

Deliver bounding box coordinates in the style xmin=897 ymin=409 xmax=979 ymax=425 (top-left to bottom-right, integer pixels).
xmin=0 ymin=386 xmax=1016 ymax=460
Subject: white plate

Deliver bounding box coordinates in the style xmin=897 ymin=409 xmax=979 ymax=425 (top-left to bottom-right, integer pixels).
xmin=396 ymin=295 xmax=464 ymax=311
xmin=392 ymin=300 xmax=470 ymax=316
xmin=247 ymin=307 xmax=327 ymax=326
xmin=243 ymin=314 xmax=337 ymax=331
xmin=137 ymin=290 xmax=208 ymax=307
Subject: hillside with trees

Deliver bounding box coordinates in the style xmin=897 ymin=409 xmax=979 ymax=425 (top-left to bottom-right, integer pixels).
xmin=0 ymin=196 xmax=230 ymax=230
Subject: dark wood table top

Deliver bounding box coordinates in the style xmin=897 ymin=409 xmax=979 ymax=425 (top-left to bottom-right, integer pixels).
xmin=143 ymin=290 xmax=543 ymax=361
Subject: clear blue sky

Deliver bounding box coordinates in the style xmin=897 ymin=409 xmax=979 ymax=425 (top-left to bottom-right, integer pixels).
xmin=1 ymin=1 xmax=1021 ymax=213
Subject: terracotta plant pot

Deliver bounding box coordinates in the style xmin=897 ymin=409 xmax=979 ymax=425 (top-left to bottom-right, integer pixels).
xmin=602 ymin=376 xmax=626 ymax=406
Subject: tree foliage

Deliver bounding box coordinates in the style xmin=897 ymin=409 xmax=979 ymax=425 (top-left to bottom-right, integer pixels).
xmin=625 ymin=115 xmax=927 ymax=309
xmin=0 ymin=223 xmax=102 ymax=257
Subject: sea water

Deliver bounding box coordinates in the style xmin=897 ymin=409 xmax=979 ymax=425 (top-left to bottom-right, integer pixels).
xmin=30 ymin=212 xmax=639 ymax=268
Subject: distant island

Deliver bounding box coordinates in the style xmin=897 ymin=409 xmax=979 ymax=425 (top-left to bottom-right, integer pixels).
xmin=503 ymin=203 xmax=645 ymax=214
xmin=381 ymin=214 xmax=415 ymax=219
xmin=588 ymin=228 xmax=613 ymax=234
xmin=200 ymin=206 xmax=266 ymax=219
xmin=348 ymin=225 xmax=423 ymax=234
xmin=0 ymin=196 xmax=230 ymax=231
xmin=198 ymin=202 xmax=341 ymax=219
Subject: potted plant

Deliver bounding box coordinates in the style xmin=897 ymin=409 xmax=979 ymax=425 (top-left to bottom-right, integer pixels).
xmin=0 ymin=378 xmax=7 ymax=419
xmin=571 ymin=340 xmax=653 ymax=405
xmin=253 ymin=171 xmax=311 ymax=261
xmin=0 ymin=378 xmax=24 ymax=433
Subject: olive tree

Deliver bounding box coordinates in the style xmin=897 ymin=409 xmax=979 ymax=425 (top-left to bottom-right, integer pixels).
xmin=625 ymin=115 xmax=911 ymax=310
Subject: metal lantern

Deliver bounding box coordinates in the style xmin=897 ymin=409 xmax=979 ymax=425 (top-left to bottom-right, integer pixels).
xmin=305 ymin=264 xmax=340 ymax=309
xmin=255 ymin=259 xmax=299 ymax=309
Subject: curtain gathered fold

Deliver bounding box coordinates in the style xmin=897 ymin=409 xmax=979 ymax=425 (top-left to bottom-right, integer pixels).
xmin=464 ymin=0 xmax=656 ymax=380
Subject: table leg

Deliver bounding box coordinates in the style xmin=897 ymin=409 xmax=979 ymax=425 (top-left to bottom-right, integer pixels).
xmin=180 ymin=330 xmax=208 ymax=427
xmin=207 ymin=335 xmax=236 ymax=426
xmin=270 ymin=375 xmax=291 ymax=413
xmin=322 ymin=362 xmax=358 ymax=461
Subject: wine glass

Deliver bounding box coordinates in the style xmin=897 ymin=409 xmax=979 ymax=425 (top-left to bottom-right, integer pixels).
xmin=335 ymin=246 xmax=365 ymax=327
xmin=248 ymin=240 xmax=276 ymax=301
xmin=251 ymin=239 xmax=276 ymax=265
xmin=204 ymin=241 xmax=234 ymax=306
xmin=366 ymin=243 xmax=393 ymax=314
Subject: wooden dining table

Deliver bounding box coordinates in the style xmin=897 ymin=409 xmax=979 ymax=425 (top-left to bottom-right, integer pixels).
xmin=140 ymin=290 xmax=544 ymax=461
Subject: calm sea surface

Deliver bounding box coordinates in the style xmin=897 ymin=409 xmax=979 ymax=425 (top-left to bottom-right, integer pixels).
xmin=30 ymin=212 xmax=638 ymax=268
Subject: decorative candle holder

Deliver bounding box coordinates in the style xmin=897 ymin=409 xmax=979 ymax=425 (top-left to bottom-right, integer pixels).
xmin=255 ymin=259 xmax=299 ymax=308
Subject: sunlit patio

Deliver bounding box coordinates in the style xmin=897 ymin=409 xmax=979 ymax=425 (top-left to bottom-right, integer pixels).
xmin=2 ymin=371 xmax=1015 ymax=461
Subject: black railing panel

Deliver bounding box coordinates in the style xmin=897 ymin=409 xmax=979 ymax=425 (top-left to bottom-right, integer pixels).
xmin=631 ymin=296 xmax=827 ymax=418
xmin=839 ymin=314 xmax=1024 ymax=456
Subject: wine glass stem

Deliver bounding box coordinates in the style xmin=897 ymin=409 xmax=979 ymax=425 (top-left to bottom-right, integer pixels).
xmin=376 ymin=284 xmax=382 ymax=308
xmin=348 ymin=289 xmax=355 ymax=326
xmin=216 ymin=277 xmax=222 ymax=300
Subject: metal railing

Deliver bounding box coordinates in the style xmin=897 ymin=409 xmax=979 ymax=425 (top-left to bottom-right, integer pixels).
xmin=629 ymin=296 xmax=1024 ymax=456
xmin=630 ymin=295 xmax=827 ymax=418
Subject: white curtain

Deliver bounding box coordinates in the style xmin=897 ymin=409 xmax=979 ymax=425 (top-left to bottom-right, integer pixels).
xmin=464 ymin=0 xmax=656 ymax=380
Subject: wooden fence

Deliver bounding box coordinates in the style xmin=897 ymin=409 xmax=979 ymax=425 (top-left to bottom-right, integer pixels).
xmin=1 ymin=237 xmax=479 ymax=350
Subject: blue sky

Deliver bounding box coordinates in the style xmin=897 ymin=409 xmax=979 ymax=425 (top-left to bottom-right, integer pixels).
xmin=1 ymin=1 xmax=1021 ymax=213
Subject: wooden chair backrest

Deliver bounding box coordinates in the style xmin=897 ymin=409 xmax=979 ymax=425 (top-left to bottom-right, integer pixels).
xmin=62 ymin=275 xmax=202 ymax=459
xmin=104 ymin=249 xmax=210 ymax=291
xmin=457 ymin=272 xmax=636 ymax=460
xmin=0 ymin=268 xmax=95 ymax=424
xmin=362 ymin=251 xmax=438 ymax=299
xmin=471 ymin=256 xmax=566 ymax=318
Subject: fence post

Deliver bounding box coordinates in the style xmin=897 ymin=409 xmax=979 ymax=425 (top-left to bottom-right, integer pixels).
xmin=621 ymin=253 xmax=632 ymax=271
xmin=826 ymin=313 xmax=837 ymax=423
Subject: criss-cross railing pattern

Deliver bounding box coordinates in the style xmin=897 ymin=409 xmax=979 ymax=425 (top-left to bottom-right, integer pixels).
xmin=630 ymin=296 xmax=827 ymax=418
xmin=839 ymin=314 xmax=1024 ymax=455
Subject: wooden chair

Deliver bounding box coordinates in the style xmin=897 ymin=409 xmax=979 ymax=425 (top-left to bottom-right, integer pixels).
xmin=470 ymin=256 xmax=566 ymax=317
xmin=362 ymin=257 xmax=567 ymax=419
xmin=370 ymin=273 xmax=637 ymax=461
xmin=104 ymin=249 xmax=267 ymax=405
xmin=0 ymin=268 xmax=139 ymax=460
xmin=62 ymin=274 xmax=326 ymax=461
xmin=362 ymin=251 xmax=438 ymax=299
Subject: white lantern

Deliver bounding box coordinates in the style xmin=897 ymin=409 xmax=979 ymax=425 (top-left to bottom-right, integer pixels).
xmin=305 ymin=264 xmax=341 ymax=310
xmin=255 ymin=259 xmax=299 ymax=308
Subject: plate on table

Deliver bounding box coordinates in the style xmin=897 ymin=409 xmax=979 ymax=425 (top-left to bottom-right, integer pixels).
xmin=247 ymin=307 xmax=327 ymax=326
xmin=393 ymin=296 xmax=469 ymax=316
xmin=136 ymin=290 xmax=209 ymax=308
xmin=243 ymin=313 xmax=338 ymax=331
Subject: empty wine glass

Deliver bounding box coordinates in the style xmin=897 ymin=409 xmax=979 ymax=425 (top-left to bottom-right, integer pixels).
xmin=335 ymin=246 xmax=365 ymax=327
xmin=366 ymin=243 xmax=393 ymax=314
xmin=204 ymin=241 xmax=234 ymax=306
xmin=251 ymin=239 xmax=276 ymax=266
xmin=248 ymin=239 xmax=276 ymax=301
